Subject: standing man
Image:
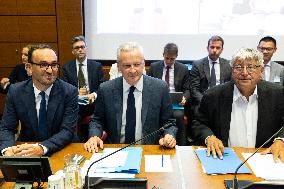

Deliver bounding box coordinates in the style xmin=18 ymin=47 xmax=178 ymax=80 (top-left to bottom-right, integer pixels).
xmin=147 ymin=43 xmax=190 ymax=145
xmin=62 ymin=35 xmax=105 ymax=141
xmin=257 ymin=36 xmax=284 ymax=85
xmin=191 ymin=48 xmax=284 ymax=162
xmin=84 ymin=42 xmax=177 ymax=153
xmin=0 ymin=44 xmax=79 ymax=156
xmin=190 ymin=36 xmax=231 ymax=113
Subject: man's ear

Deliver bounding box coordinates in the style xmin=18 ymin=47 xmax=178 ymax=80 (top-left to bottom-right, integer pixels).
xmin=25 ymin=63 xmax=32 ymax=76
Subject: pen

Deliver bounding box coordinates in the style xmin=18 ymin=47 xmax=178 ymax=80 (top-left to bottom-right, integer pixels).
xmin=161 ymin=154 xmax=164 ymax=167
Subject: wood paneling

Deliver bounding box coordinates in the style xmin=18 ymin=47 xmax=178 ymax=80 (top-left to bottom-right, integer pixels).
xmin=19 ymin=16 xmax=57 ymax=42
xmin=0 ymin=43 xmax=21 ymax=67
xmin=0 ymin=0 xmax=17 ymax=15
xmin=0 ymin=16 xmax=19 ymax=42
xmin=17 ymin=0 xmax=56 ymax=15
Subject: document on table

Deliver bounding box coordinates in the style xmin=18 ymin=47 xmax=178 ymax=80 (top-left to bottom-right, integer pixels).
xmin=195 ymin=148 xmax=251 ymax=175
xmin=144 ymin=155 xmax=172 ymax=172
xmin=242 ymin=153 xmax=284 ymax=180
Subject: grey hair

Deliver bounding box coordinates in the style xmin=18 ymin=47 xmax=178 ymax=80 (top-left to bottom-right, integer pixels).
xmin=230 ymin=48 xmax=264 ymax=67
xmin=117 ymin=42 xmax=144 ymax=63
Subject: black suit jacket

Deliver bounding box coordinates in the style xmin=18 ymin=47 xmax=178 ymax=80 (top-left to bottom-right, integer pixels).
xmin=190 ymin=57 xmax=231 ymax=105
xmin=147 ymin=61 xmax=190 ymax=99
xmin=0 ymin=79 xmax=79 ymax=155
xmin=61 ymin=59 xmax=105 ymax=93
xmin=191 ymin=80 xmax=284 ymax=148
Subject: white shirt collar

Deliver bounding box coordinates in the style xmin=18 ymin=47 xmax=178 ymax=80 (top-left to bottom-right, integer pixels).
xmin=33 ymin=83 xmax=53 ymax=97
xmin=233 ymin=84 xmax=258 ymax=102
xmin=163 ymin=61 xmax=174 ymax=69
xmin=123 ymin=75 xmax=144 ymax=93
xmin=76 ymin=57 xmax=87 ymax=66
xmin=265 ymin=61 xmax=271 ymax=67
xmin=208 ymin=57 xmax=220 ymax=64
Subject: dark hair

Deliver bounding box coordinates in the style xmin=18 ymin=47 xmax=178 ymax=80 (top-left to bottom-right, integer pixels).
xmin=207 ymin=35 xmax=224 ymax=48
xmin=71 ymin=35 xmax=86 ymax=46
xmin=163 ymin=43 xmax=178 ymax=55
xmin=28 ymin=44 xmax=56 ymax=63
xmin=258 ymin=36 xmax=277 ymax=47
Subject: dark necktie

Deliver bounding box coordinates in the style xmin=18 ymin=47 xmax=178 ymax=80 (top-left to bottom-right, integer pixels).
xmin=78 ymin=63 xmax=86 ymax=88
xmin=165 ymin=66 xmax=170 ymax=87
xmin=210 ymin=62 xmax=216 ymax=87
xmin=38 ymin=91 xmax=48 ymax=140
xmin=125 ymin=86 xmax=136 ymax=144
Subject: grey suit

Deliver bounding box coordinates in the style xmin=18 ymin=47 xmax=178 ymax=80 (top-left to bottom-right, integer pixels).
xmin=88 ymin=75 xmax=177 ymax=144
xmin=147 ymin=61 xmax=190 ymax=99
xmin=0 ymin=79 xmax=79 ymax=155
xmin=268 ymin=61 xmax=284 ymax=85
xmin=192 ymin=80 xmax=284 ymax=148
xmin=190 ymin=57 xmax=231 ymax=106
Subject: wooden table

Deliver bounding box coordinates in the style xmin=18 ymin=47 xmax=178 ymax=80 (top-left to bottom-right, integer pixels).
xmin=0 ymin=144 xmax=262 ymax=189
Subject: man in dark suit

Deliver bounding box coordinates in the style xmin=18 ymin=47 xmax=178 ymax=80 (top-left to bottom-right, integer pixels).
xmin=190 ymin=36 xmax=231 ymax=112
xmin=62 ymin=35 xmax=105 ymax=141
xmin=147 ymin=43 xmax=190 ymax=145
xmin=192 ymin=48 xmax=284 ymax=162
xmin=0 ymin=44 xmax=79 ymax=156
xmin=84 ymin=42 xmax=177 ymax=153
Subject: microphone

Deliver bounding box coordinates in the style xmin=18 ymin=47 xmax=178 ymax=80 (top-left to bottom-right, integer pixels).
xmin=231 ymin=126 xmax=284 ymax=189
xmin=84 ymin=119 xmax=175 ymax=189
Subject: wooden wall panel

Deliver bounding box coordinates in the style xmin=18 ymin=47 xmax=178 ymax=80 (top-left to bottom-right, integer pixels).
xmin=0 ymin=43 xmax=21 ymax=67
xmin=0 ymin=0 xmax=17 ymax=15
xmin=17 ymin=0 xmax=56 ymax=15
xmin=19 ymin=16 xmax=57 ymax=42
xmin=0 ymin=16 xmax=19 ymax=42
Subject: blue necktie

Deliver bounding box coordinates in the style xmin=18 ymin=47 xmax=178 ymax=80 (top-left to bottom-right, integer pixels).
xmin=210 ymin=62 xmax=216 ymax=87
xmin=125 ymin=86 xmax=136 ymax=144
xmin=38 ymin=91 xmax=48 ymax=140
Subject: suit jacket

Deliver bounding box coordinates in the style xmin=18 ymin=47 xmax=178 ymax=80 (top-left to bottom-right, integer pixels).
xmin=269 ymin=61 xmax=284 ymax=85
xmin=190 ymin=57 xmax=231 ymax=105
xmin=191 ymin=80 xmax=284 ymax=148
xmin=62 ymin=59 xmax=105 ymax=93
xmin=147 ymin=61 xmax=190 ymax=99
xmin=0 ymin=79 xmax=79 ymax=155
xmin=88 ymin=75 xmax=178 ymax=144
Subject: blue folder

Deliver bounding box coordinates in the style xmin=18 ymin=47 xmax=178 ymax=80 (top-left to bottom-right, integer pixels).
xmin=195 ymin=148 xmax=252 ymax=175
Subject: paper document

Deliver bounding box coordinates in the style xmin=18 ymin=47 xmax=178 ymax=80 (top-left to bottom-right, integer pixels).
xmin=242 ymin=153 xmax=284 ymax=180
xmin=145 ymin=155 xmax=172 ymax=172
xmin=195 ymin=148 xmax=251 ymax=175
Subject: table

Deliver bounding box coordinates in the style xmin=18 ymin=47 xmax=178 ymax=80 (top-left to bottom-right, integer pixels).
xmin=0 ymin=144 xmax=262 ymax=189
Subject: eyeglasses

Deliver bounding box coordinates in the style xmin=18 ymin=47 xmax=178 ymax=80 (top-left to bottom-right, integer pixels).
xmin=121 ymin=62 xmax=143 ymax=70
xmin=30 ymin=61 xmax=59 ymax=70
xmin=73 ymin=45 xmax=86 ymax=50
xmin=233 ymin=64 xmax=261 ymax=73
xmin=257 ymin=47 xmax=275 ymax=52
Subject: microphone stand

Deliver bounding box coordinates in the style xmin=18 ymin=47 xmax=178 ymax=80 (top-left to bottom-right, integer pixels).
xmin=84 ymin=120 xmax=175 ymax=189
xmin=232 ymin=126 xmax=284 ymax=189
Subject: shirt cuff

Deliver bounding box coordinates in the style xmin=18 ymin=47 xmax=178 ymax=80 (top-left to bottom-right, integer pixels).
xmin=1 ymin=147 xmax=11 ymax=156
xmin=37 ymin=144 xmax=48 ymax=155
xmin=273 ymin=137 xmax=284 ymax=143
xmin=205 ymin=135 xmax=214 ymax=145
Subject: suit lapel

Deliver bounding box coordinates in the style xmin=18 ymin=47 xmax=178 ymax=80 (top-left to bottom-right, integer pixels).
xmin=156 ymin=61 xmax=164 ymax=79
xmin=114 ymin=78 xmax=123 ymax=140
xmin=23 ymin=80 xmax=38 ymax=134
xmin=203 ymin=60 xmax=210 ymax=82
xmin=87 ymin=60 xmax=94 ymax=91
xmin=46 ymin=80 xmax=62 ymax=136
xmin=174 ymin=63 xmax=179 ymax=88
xmin=70 ymin=61 xmax=78 ymax=87
xmin=220 ymin=60 xmax=226 ymax=83
xmin=141 ymin=76 xmax=151 ymax=128
xmin=269 ymin=62 xmax=275 ymax=81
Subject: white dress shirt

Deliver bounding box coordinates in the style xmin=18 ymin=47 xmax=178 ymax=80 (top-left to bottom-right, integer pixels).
xmin=208 ymin=57 xmax=221 ymax=85
xmin=228 ymin=85 xmax=258 ymax=148
xmin=120 ymin=75 xmax=143 ymax=144
xmin=263 ymin=61 xmax=271 ymax=81
xmin=76 ymin=58 xmax=89 ymax=91
xmin=162 ymin=62 xmax=175 ymax=92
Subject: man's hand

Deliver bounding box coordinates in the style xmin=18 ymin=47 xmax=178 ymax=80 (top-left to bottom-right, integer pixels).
xmin=159 ymin=134 xmax=176 ymax=148
xmin=4 ymin=144 xmax=44 ymax=156
xmin=261 ymin=139 xmax=284 ymax=163
xmin=84 ymin=136 xmax=104 ymax=153
xmin=179 ymin=96 xmax=187 ymax=106
xmin=206 ymin=135 xmax=224 ymax=159
xmin=0 ymin=78 xmax=10 ymax=89
xmin=79 ymin=87 xmax=88 ymax=96
xmin=87 ymin=93 xmax=97 ymax=104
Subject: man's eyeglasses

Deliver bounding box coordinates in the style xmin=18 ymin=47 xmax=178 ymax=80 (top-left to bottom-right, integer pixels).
xmin=233 ymin=64 xmax=261 ymax=73
xmin=257 ymin=47 xmax=275 ymax=52
xmin=73 ymin=45 xmax=86 ymax=50
xmin=30 ymin=61 xmax=60 ymax=70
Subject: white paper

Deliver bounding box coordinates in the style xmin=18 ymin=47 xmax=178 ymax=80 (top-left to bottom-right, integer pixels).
xmin=242 ymin=153 xmax=284 ymax=180
xmin=144 ymin=155 xmax=172 ymax=172
xmin=97 ymin=148 xmax=128 ymax=168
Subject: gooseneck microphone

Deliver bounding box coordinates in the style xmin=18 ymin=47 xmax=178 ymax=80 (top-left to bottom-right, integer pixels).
xmin=232 ymin=126 xmax=284 ymax=189
xmin=84 ymin=119 xmax=175 ymax=189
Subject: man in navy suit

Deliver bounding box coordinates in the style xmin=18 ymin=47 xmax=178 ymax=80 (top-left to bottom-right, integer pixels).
xmin=62 ymin=35 xmax=105 ymax=141
xmin=84 ymin=42 xmax=177 ymax=153
xmin=147 ymin=43 xmax=190 ymax=145
xmin=192 ymin=48 xmax=284 ymax=162
xmin=0 ymin=44 xmax=79 ymax=156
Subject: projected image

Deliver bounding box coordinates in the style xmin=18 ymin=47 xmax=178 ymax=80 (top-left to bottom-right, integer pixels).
xmin=96 ymin=0 xmax=284 ymax=35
